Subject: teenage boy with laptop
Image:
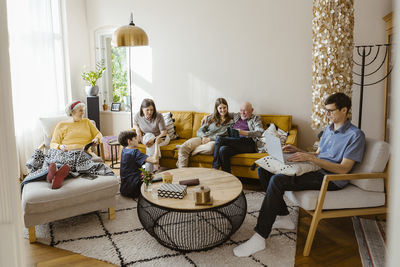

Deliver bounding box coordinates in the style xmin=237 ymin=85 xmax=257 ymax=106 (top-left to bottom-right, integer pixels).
xmin=233 ymin=92 xmax=366 ymax=257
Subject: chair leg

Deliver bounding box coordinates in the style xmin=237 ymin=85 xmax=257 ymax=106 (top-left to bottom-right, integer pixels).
xmin=303 ymin=214 xmax=320 ymax=256
xmin=108 ymin=207 xmax=115 ymax=220
xmin=28 ymin=226 xmax=36 ymax=243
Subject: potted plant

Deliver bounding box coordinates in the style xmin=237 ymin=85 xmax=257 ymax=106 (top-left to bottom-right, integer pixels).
xmin=139 ymin=167 xmax=154 ymax=192
xmin=81 ymin=60 xmax=106 ymax=96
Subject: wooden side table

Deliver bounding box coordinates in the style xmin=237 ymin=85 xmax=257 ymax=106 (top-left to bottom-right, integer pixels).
xmin=108 ymin=140 xmax=120 ymax=169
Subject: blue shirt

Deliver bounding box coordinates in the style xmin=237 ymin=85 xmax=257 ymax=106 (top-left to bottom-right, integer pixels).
xmin=120 ymin=148 xmax=148 ymax=184
xmin=318 ymin=120 xmax=366 ymax=188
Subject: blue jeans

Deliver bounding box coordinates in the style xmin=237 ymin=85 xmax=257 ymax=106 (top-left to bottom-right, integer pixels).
xmin=212 ymin=136 xmax=256 ymax=173
xmin=254 ymin=167 xmax=342 ymax=238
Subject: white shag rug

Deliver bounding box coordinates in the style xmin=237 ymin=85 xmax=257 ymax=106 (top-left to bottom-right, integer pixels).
xmin=25 ymin=191 xmax=298 ymax=267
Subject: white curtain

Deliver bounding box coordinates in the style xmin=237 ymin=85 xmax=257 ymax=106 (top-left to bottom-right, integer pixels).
xmin=7 ymin=0 xmax=68 ymax=176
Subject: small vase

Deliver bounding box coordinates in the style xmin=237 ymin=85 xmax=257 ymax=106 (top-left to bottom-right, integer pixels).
xmin=144 ymin=182 xmax=153 ymax=192
xmin=85 ymin=85 xmax=99 ymax=96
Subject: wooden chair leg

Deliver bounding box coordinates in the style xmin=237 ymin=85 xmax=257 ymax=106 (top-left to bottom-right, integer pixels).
xmin=28 ymin=226 xmax=36 ymax=243
xmin=303 ymin=214 xmax=320 ymax=256
xmin=108 ymin=207 xmax=115 ymax=220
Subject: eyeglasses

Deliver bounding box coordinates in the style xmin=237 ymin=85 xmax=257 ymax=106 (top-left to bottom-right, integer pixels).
xmin=324 ymin=108 xmax=338 ymax=114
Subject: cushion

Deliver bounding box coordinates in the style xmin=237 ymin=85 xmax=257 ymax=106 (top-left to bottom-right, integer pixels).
xmin=284 ymin=184 xmax=385 ymax=210
xmin=261 ymin=123 xmax=289 ymax=149
xmin=39 ymin=115 xmax=69 ymax=147
xmin=260 ymin=115 xmax=292 ymax=132
xmin=162 ymin=112 xmax=179 ymax=140
xmin=170 ymin=111 xmax=193 ymax=139
xmin=22 ymin=175 xmax=119 ymax=214
xmin=255 ymin=156 xmax=321 ymax=176
xmin=192 ymin=112 xmax=209 ymax=137
xmin=350 ymin=138 xmax=390 ymax=192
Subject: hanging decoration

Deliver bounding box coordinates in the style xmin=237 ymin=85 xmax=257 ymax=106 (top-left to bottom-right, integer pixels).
xmin=311 ymin=0 xmax=354 ymax=129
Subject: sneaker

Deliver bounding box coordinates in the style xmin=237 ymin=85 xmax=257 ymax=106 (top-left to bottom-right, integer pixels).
xmin=46 ymin=163 xmax=57 ymax=183
xmin=51 ymin=165 xmax=70 ymax=189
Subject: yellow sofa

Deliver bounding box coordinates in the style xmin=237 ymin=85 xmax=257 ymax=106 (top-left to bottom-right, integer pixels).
xmin=137 ymin=111 xmax=298 ymax=179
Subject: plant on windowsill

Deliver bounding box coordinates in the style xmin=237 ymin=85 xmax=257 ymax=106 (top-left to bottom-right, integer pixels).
xmin=139 ymin=167 xmax=154 ymax=192
xmin=81 ymin=60 xmax=106 ymax=96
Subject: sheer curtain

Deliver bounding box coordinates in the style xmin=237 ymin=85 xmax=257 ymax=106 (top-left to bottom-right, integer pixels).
xmin=7 ymin=0 xmax=68 ymax=176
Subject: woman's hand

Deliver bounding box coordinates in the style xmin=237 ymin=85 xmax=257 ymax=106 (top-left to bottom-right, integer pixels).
xmin=146 ymin=138 xmax=155 ymax=147
xmin=91 ymin=139 xmax=98 ymax=146
xmin=202 ymin=137 xmax=210 ymax=144
xmin=136 ymin=131 xmax=143 ymax=143
xmin=60 ymin=145 xmax=68 ymax=152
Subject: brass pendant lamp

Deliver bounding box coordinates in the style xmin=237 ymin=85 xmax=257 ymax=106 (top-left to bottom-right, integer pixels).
xmin=112 ymin=13 xmax=149 ymax=127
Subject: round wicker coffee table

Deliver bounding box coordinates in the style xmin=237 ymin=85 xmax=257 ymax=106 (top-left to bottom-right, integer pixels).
xmin=137 ymin=168 xmax=247 ymax=252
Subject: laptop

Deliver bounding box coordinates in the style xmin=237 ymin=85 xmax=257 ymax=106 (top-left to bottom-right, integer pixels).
xmin=264 ymin=133 xmax=298 ymax=164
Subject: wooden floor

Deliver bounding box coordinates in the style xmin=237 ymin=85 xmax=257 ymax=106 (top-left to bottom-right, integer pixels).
xmin=23 ymin=171 xmax=365 ymax=267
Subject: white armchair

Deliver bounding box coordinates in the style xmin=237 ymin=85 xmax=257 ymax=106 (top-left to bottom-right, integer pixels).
xmin=22 ymin=115 xmax=119 ymax=243
xmin=284 ymin=138 xmax=390 ymax=256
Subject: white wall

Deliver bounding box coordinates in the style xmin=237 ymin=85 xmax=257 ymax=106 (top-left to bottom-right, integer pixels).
xmin=353 ymin=0 xmax=393 ymax=140
xmin=64 ymin=0 xmax=91 ymax=101
xmin=67 ymin=0 xmax=392 ymax=148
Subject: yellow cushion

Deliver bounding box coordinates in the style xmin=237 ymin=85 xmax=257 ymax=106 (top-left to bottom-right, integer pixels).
xmin=170 ymin=111 xmax=194 ymax=139
xmin=260 ymin=115 xmax=292 ymax=132
xmin=192 ymin=112 xmax=210 ymax=137
xmin=187 ymin=153 xmax=268 ymax=167
xmin=137 ymin=139 xmax=187 ymax=158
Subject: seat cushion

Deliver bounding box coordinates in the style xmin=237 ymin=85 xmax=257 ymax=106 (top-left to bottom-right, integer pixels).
xmin=350 ymin=138 xmax=390 ymax=192
xmin=22 ymin=175 xmax=119 ymax=215
xmin=284 ymin=184 xmax=385 ymax=210
xmin=137 ymin=139 xmax=187 ymax=158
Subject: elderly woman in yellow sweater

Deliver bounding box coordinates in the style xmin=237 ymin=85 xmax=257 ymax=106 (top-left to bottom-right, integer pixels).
xmin=51 ymin=100 xmax=102 ymax=152
xmin=45 ymin=100 xmax=103 ymax=189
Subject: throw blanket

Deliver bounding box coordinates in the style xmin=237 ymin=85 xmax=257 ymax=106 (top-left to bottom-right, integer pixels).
xmin=22 ymin=149 xmax=114 ymax=190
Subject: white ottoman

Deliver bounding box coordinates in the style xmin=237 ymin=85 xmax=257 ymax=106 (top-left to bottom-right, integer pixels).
xmin=21 ymin=175 xmax=119 ymax=242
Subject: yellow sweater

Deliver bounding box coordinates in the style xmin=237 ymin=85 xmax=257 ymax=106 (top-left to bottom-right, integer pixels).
xmin=50 ymin=118 xmax=103 ymax=150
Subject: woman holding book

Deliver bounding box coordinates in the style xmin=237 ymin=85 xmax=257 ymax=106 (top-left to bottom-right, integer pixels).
xmin=177 ymin=97 xmax=234 ymax=168
xmin=133 ymin=98 xmax=170 ymax=172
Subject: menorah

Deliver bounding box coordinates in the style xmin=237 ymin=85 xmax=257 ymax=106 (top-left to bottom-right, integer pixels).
xmin=353 ymin=44 xmax=393 ymax=129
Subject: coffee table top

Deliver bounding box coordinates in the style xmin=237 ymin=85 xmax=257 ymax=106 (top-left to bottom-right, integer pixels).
xmin=140 ymin=168 xmax=243 ymax=210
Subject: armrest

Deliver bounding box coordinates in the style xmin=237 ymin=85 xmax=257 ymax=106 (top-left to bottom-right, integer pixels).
xmin=323 ymin=172 xmax=388 ymax=182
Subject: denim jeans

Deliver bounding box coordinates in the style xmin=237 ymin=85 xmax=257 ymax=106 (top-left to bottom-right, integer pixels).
xmin=254 ymin=167 xmax=342 ymax=238
xmin=212 ymin=136 xmax=256 ymax=173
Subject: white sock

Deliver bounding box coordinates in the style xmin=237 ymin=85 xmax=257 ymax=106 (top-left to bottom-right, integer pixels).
xmin=272 ymin=215 xmax=295 ymax=230
xmin=233 ymin=232 xmax=266 ymax=257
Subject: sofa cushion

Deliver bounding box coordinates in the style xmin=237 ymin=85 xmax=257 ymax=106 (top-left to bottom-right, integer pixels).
xmin=186 ymin=153 xmax=268 ymax=166
xmin=260 ymin=115 xmax=292 ymax=132
xmin=284 ymin=184 xmax=385 ymax=210
xmin=138 ymin=139 xmax=187 ymax=158
xmin=350 ymin=138 xmax=390 ymax=192
xmin=22 ymin=176 xmax=119 ymax=214
xmin=170 ymin=111 xmax=193 ymax=139
xmin=192 ymin=112 xmax=210 ymax=137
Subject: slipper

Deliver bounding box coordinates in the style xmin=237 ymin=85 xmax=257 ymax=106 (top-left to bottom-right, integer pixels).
xmin=52 ymin=164 xmax=70 ymax=189
xmin=46 ymin=163 xmax=57 ymax=183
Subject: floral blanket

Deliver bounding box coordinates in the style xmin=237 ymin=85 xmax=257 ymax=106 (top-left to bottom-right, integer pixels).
xmin=21 ymin=149 xmax=114 ymax=191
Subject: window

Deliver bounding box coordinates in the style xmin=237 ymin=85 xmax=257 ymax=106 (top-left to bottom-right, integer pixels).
xmin=95 ymin=28 xmax=130 ymax=110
